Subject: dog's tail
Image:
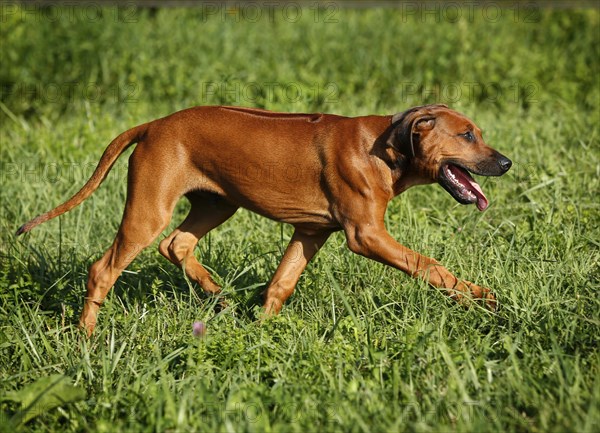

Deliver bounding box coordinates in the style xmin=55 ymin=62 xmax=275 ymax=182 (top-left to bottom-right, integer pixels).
xmin=16 ymin=122 xmax=150 ymax=236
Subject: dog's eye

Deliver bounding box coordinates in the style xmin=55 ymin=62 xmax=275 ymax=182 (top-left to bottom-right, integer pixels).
xmin=460 ymin=131 xmax=475 ymax=142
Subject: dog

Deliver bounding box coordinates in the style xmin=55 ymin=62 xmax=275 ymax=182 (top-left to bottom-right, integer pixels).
xmin=16 ymin=104 xmax=512 ymax=336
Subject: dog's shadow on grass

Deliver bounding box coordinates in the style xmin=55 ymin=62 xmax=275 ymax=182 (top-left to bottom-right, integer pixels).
xmin=11 ymin=243 xmax=269 ymax=325
xmin=115 ymin=252 xmax=268 ymax=321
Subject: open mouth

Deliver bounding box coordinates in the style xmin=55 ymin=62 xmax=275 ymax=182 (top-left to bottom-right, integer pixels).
xmin=439 ymin=163 xmax=489 ymax=211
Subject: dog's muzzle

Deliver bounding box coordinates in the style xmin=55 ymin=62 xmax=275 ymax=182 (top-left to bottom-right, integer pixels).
xmin=438 ymin=153 xmax=512 ymax=211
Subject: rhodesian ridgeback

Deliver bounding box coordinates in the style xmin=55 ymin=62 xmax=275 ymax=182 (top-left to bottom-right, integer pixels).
xmin=17 ymin=104 xmax=512 ymax=336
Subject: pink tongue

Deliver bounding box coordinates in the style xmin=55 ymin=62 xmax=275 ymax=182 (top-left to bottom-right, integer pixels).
xmin=467 ymin=178 xmax=489 ymax=211
xmin=449 ymin=165 xmax=489 ymax=211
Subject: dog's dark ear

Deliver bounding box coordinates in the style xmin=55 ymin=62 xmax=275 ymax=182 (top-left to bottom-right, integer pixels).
xmin=387 ymin=107 xmax=419 ymax=152
xmin=388 ymin=104 xmax=445 ymax=156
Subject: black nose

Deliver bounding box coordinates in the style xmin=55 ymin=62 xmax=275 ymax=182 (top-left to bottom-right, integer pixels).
xmin=498 ymin=156 xmax=512 ymax=173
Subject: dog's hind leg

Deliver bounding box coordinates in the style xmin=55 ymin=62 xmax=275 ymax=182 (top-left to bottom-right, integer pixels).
xmin=79 ymin=152 xmax=181 ymax=336
xmin=158 ymin=194 xmax=238 ymax=295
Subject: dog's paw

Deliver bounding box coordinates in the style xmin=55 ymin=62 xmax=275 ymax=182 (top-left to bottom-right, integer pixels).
xmin=450 ymin=281 xmax=497 ymax=312
xmin=263 ymin=297 xmax=283 ymax=316
xmin=465 ymin=282 xmax=497 ymax=311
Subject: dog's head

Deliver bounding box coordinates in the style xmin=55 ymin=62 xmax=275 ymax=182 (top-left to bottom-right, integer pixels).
xmin=389 ymin=104 xmax=512 ymax=211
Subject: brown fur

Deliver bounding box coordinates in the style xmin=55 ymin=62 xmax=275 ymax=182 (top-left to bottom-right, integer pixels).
xmin=17 ymin=104 xmax=511 ymax=336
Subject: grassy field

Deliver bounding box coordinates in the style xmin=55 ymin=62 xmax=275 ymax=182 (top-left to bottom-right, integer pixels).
xmin=1 ymin=5 xmax=599 ymax=432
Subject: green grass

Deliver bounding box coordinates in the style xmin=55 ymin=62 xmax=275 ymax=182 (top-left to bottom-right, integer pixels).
xmin=1 ymin=5 xmax=599 ymax=433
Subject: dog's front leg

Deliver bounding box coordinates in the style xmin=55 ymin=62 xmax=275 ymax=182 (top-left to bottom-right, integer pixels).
xmin=263 ymin=230 xmax=332 ymax=314
xmin=344 ymin=223 xmax=496 ymax=310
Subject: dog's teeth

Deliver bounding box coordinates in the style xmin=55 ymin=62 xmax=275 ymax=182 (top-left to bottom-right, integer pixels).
xmin=449 ymin=172 xmax=459 ymax=185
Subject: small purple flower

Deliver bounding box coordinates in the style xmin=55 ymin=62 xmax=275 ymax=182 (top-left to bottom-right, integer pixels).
xmin=192 ymin=321 xmax=206 ymax=338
